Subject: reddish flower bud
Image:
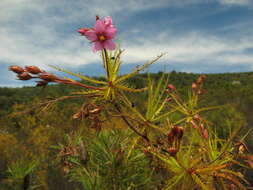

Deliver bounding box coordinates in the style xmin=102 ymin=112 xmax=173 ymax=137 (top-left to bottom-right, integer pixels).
xmin=199 ymin=123 xmax=204 ymax=131
xmin=168 ymin=147 xmax=177 ymax=157
xmin=177 ymin=127 xmax=184 ymax=139
xmin=167 ymin=132 xmax=174 ymax=145
xmin=36 ymin=80 xmax=48 ymax=87
xmin=193 ymin=114 xmax=201 ymax=121
xmin=89 ymin=108 xmax=101 ymax=114
xmin=188 ymin=168 xmax=196 ymax=175
xmin=171 ymin=126 xmax=184 ymax=139
xmin=96 ymin=15 xmax=100 ymax=20
xmin=17 ymin=72 xmax=32 ymax=80
xmin=190 ymin=120 xmax=198 ymax=129
xmin=73 ymin=111 xmax=83 ymax=120
xmin=39 ymin=73 xmax=58 ymax=82
xmin=196 ymin=75 xmax=206 ymax=84
xmin=191 ymin=82 xmax=197 ymax=89
xmin=25 ymin=66 xmax=42 ymax=74
xmin=9 ymin=65 xmax=25 ymax=74
xmin=202 ymin=129 xmax=209 ymax=139
xmin=166 ymin=84 xmax=176 ymax=92
xmin=166 ymin=97 xmax=173 ymax=102
xmin=197 ymin=89 xmax=203 ymax=95
xmin=78 ymin=28 xmax=90 ymax=36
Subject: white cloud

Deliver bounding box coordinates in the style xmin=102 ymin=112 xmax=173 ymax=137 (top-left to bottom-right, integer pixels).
xmin=121 ymin=32 xmax=253 ymax=68
xmin=0 ymin=0 xmax=252 ymax=82
xmin=219 ymin=0 xmax=250 ymax=5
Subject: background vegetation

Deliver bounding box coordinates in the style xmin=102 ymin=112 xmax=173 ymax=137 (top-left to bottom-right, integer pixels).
xmin=0 ymin=71 xmax=252 ymax=189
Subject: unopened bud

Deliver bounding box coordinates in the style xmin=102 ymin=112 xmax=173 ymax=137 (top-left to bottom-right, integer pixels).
xmin=190 ymin=120 xmax=198 ymax=129
xmin=166 ymin=97 xmax=172 ymax=102
xmin=193 ymin=114 xmax=201 ymax=121
xmin=96 ymin=15 xmax=100 ymax=20
xmin=199 ymin=123 xmax=204 ymax=131
xmin=192 ymin=82 xmax=197 ymax=89
xmin=78 ymin=28 xmax=90 ymax=36
xmin=196 ymin=75 xmax=206 ymax=84
xmin=168 ymin=147 xmax=177 ymax=157
xmin=17 ymin=72 xmax=32 ymax=80
xmin=9 ymin=65 xmax=25 ymax=74
xmin=202 ymin=129 xmax=209 ymax=139
xmin=25 ymin=66 xmax=42 ymax=74
xmin=39 ymin=73 xmax=58 ymax=82
xmin=197 ymin=89 xmax=203 ymax=95
xmin=36 ymin=80 xmax=48 ymax=87
xmin=167 ymin=132 xmax=174 ymax=144
xmin=166 ymin=84 xmax=176 ymax=92
xmin=171 ymin=126 xmax=184 ymax=139
xmin=73 ymin=111 xmax=83 ymax=119
xmin=89 ymin=108 xmax=101 ymax=114
xmin=177 ymin=127 xmax=184 ymax=139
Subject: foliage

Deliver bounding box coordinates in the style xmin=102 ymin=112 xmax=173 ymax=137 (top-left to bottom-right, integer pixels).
xmin=1 ymin=16 xmax=253 ymax=190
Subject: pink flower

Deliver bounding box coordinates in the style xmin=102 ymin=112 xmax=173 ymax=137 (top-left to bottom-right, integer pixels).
xmin=78 ymin=16 xmax=117 ymax=52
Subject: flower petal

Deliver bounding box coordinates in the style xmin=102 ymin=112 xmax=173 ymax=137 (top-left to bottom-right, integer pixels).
xmin=104 ymin=16 xmax=113 ymax=26
xmin=104 ymin=27 xmax=117 ymax=39
xmin=94 ymin=20 xmax=105 ymax=33
xmin=92 ymin=41 xmax=104 ymax=52
xmin=103 ymin=40 xmax=116 ymax=50
xmin=85 ymin=30 xmax=98 ymax=41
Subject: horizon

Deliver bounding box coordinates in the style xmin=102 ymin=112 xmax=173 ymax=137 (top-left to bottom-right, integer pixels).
xmin=3 ymin=69 xmax=253 ymax=88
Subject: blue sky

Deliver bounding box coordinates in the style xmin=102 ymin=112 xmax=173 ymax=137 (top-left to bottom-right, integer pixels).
xmin=1 ymin=0 xmax=253 ymax=87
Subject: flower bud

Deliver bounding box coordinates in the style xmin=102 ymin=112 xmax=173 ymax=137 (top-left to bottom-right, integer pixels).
xmin=25 ymin=66 xmax=42 ymax=74
xmin=166 ymin=84 xmax=176 ymax=92
xmin=191 ymin=82 xmax=197 ymax=89
xmin=196 ymin=75 xmax=206 ymax=84
xmin=190 ymin=120 xmax=198 ymax=129
xmin=73 ymin=111 xmax=83 ymax=120
xmin=168 ymin=147 xmax=177 ymax=157
xmin=9 ymin=65 xmax=25 ymax=74
xmin=39 ymin=73 xmax=58 ymax=82
xmin=89 ymin=108 xmax=101 ymax=114
xmin=202 ymin=129 xmax=209 ymax=139
xmin=177 ymin=127 xmax=184 ymax=139
xmin=78 ymin=28 xmax=90 ymax=36
xmin=96 ymin=15 xmax=100 ymax=20
xmin=193 ymin=114 xmax=201 ymax=121
xmin=17 ymin=72 xmax=32 ymax=80
xmin=167 ymin=132 xmax=174 ymax=144
xmin=197 ymin=89 xmax=203 ymax=95
xmin=171 ymin=126 xmax=184 ymax=139
xmin=36 ymin=80 xmax=48 ymax=87
xmin=166 ymin=97 xmax=172 ymax=102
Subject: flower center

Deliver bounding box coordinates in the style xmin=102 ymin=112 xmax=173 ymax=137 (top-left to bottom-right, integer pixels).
xmin=98 ymin=35 xmax=106 ymax=41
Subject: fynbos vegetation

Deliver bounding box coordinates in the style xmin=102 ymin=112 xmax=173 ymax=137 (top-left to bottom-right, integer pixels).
xmin=1 ymin=16 xmax=253 ymax=190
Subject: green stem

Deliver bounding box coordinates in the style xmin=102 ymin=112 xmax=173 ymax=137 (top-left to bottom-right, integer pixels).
xmin=102 ymin=49 xmax=110 ymax=80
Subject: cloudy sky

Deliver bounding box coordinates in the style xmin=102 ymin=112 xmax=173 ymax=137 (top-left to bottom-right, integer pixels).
xmin=1 ymin=0 xmax=253 ymax=86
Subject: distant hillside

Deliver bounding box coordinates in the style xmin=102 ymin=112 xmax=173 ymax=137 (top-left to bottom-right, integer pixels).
xmin=1 ymin=71 xmax=253 ymax=187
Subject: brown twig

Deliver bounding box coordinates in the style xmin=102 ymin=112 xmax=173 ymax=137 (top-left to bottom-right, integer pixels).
xmin=113 ymin=102 xmax=150 ymax=143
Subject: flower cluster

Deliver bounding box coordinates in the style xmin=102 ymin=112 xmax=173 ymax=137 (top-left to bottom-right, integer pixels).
xmin=78 ymin=16 xmax=117 ymax=52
